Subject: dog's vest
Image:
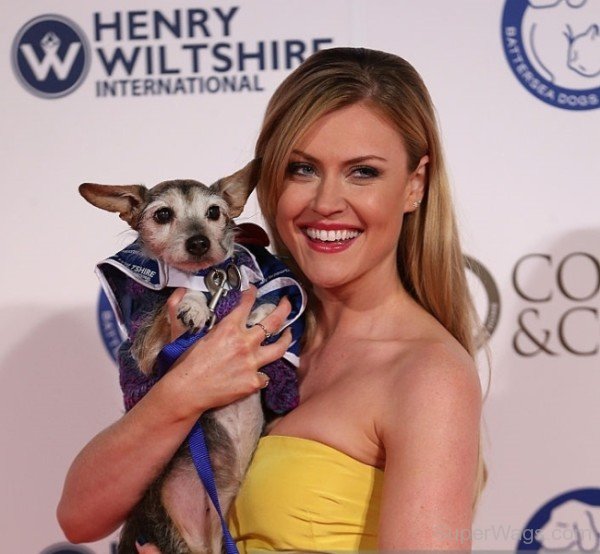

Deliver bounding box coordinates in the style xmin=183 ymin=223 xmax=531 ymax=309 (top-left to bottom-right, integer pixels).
xmin=96 ymin=240 xmax=306 ymax=414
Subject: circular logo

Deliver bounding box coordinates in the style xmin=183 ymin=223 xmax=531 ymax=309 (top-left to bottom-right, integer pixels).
xmin=517 ymin=487 xmax=600 ymax=551
xmin=40 ymin=543 xmax=95 ymax=554
xmin=501 ymin=0 xmax=600 ymax=110
xmin=11 ymin=14 xmax=90 ymax=99
xmin=98 ymin=289 xmax=126 ymax=363
xmin=465 ymin=256 xmax=501 ymax=348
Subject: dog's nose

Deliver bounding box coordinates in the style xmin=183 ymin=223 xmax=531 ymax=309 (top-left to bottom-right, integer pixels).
xmin=186 ymin=235 xmax=210 ymax=256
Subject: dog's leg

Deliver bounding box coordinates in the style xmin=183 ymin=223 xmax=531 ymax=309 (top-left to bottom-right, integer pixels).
xmin=132 ymin=290 xmax=210 ymax=375
xmin=156 ymin=397 xmax=262 ymax=554
xmin=132 ymin=303 xmax=172 ymax=375
xmin=208 ymin=394 xmax=264 ymax=552
xmin=160 ymin=456 xmax=213 ymax=554
xmin=213 ymin=394 xmax=264 ymax=480
xmin=177 ymin=290 xmax=211 ymax=333
xmin=246 ymin=303 xmax=277 ymax=327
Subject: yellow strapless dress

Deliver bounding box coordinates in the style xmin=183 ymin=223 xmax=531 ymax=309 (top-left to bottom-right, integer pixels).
xmin=228 ymin=435 xmax=383 ymax=553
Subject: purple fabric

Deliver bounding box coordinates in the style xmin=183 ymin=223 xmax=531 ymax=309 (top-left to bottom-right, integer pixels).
xmin=214 ymin=289 xmax=241 ymax=319
xmin=260 ymin=359 xmax=300 ymax=413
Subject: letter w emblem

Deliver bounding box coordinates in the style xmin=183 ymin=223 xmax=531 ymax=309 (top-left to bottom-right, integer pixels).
xmin=19 ymin=31 xmax=81 ymax=81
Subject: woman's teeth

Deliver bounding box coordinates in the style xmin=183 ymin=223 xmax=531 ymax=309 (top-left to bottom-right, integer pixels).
xmin=305 ymin=228 xmax=361 ymax=242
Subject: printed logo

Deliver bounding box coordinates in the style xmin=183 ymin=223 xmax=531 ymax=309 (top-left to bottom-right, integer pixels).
xmin=11 ymin=14 xmax=90 ymax=98
xmin=512 ymin=251 xmax=599 ymax=356
xmin=465 ymin=256 xmax=501 ymax=347
xmin=517 ymin=488 xmax=600 ymax=551
xmin=13 ymin=8 xmax=334 ymax=100
xmin=502 ymin=0 xmax=600 ymax=110
xmin=98 ymin=289 xmax=126 ymax=362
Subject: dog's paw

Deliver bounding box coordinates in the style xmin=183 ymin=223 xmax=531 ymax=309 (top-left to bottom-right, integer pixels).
xmin=246 ymin=303 xmax=277 ymax=326
xmin=177 ymin=292 xmax=211 ymax=333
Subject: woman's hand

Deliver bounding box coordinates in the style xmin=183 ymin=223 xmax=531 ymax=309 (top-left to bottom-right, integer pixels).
xmin=57 ymin=287 xmax=292 ymax=543
xmin=161 ymin=286 xmax=293 ymax=421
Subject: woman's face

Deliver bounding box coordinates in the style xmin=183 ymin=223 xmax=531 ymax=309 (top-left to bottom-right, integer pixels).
xmin=275 ymin=102 xmax=427 ymax=291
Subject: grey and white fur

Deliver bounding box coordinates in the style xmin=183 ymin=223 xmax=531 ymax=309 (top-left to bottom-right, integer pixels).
xmin=79 ymin=161 xmax=273 ymax=553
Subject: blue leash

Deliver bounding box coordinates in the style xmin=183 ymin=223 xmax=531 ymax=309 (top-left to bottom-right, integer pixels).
xmin=158 ymin=333 xmax=239 ymax=554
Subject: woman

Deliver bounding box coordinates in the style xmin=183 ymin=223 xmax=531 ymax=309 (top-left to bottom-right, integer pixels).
xmin=58 ymin=47 xmax=487 ymax=551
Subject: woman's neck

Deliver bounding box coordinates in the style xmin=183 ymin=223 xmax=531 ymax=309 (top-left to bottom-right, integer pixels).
xmin=310 ymin=258 xmax=416 ymax=343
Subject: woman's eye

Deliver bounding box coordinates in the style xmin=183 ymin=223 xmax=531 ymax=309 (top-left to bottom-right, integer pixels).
xmin=352 ymin=166 xmax=380 ymax=179
xmin=206 ymin=205 xmax=221 ymax=220
xmin=287 ymin=162 xmax=316 ymax=177
xmin=153 ymin=207 xmax=173 ymax=224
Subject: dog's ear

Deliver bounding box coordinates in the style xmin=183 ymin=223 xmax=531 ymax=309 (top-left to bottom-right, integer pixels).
xmin=79 ymin=183 xmax=148 ymax=227
xmin=211 ymin=159 xmax=260 ymax=218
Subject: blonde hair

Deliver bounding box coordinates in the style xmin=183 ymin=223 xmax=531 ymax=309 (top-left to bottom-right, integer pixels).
xmin=254 ymin=47 xmax=487 ymax=513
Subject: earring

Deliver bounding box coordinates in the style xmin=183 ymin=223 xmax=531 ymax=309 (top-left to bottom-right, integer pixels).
xmin=413 ymin=199 xmax=421 ymax=209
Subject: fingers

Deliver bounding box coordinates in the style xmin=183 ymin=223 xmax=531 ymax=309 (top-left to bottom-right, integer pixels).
xmin=221 ymin=286 xmax=291 ymax=336
xmin=167 ymin=288 xmax=188 ymax=341
xmin=225 ymin=286 xmax=258 ymax=325
xmin=255 ymin=328 xmax=293 ymax=370
xmin=252 ymin=322 xmax=271 ymax=343
xmin=256 ymin=371 xmax=270 ymax=389
xmin=248 ymin=296 xmax=292 ymax=342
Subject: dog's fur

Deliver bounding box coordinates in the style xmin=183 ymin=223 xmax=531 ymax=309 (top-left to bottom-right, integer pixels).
xmin=80 ymin=162 xmax=273 ymax=553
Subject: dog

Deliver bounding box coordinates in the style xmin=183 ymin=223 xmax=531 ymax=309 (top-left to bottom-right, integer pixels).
xmin=80 ymin=161 xmax=304 ymax=553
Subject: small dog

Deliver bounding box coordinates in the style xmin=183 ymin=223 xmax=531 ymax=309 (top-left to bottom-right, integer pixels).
xmin=80 ymin=161 xmax=303 ymax=553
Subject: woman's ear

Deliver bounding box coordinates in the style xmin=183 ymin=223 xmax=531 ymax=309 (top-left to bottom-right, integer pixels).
xmin=404 ymin=155 xmax=429 ymax=213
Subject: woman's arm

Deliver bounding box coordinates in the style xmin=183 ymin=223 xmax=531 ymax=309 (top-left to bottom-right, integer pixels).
xmin=378 ymin=347 xmax=483 ymax=551
xmin=57 ymin=288 xmax=292 ymax=542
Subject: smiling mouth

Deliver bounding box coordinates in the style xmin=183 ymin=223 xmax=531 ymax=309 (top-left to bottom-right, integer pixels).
xmin=304 ymin=228 xmax=362 ymax=242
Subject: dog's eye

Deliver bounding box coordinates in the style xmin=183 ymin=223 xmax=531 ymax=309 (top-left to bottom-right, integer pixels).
xmin=206 ymin=205 xmax=220 ymax=221
xmin=153 ymin=207 xmax=173 ymax=224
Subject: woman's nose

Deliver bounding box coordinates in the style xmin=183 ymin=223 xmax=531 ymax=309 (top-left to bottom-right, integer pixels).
xmin=311 ymin=175 xmax=346 ymax=216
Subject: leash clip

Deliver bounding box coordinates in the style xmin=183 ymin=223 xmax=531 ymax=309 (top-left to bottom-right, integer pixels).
xmin=205 ymin=264 xmax=242 ymax=329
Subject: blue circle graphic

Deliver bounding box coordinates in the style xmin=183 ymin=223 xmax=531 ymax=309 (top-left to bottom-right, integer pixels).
xmin=517 ymin=487 xmax=600 ymax=551
xmin=501 ymin=0 xmax=600 ymax=110
xmin=11 ymin=14 xmax=90 ymax=98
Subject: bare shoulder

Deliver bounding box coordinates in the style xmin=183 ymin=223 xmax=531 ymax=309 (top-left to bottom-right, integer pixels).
xmin=378 ymin=334 xmax=483 ymax=446
xmin=398 ymin=338 xmax=480 ymax=400
xmin=376 ymin=332 xmax=484 ymax=547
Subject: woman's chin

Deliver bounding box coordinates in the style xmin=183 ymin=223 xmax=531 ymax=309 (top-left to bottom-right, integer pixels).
xmin=303 ymin=269 xmax=356 ymax=291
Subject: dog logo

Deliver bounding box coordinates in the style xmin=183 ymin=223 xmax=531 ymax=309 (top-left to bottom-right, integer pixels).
xmin=502 ymin=0 xmax=600 ymax=110
xmin=517 ymin=488 xmax=600 ymax=551
xmin=11 ymin=14 xmax=90 ymax=98
xmin=464 ymin=256 xmax=501 ymax=347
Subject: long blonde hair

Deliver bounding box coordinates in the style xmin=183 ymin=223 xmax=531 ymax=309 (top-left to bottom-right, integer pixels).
xmin=254 ymin=47 xmax=487 ymax=513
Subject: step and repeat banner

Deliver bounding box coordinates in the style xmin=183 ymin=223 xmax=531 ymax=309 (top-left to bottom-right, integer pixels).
xmin=2 ymin=1 xmax=598 ymax=552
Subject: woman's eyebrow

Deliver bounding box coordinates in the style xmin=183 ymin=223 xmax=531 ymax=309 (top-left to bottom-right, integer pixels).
xmin=290 ymin=149 xmax=388 ymax=164
xmin=290 ymin=149 xmax=318 ymax=162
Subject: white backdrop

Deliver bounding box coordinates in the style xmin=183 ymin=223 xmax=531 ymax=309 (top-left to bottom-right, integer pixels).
xmin=2 ymin=1 xmax=599 ymax=552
